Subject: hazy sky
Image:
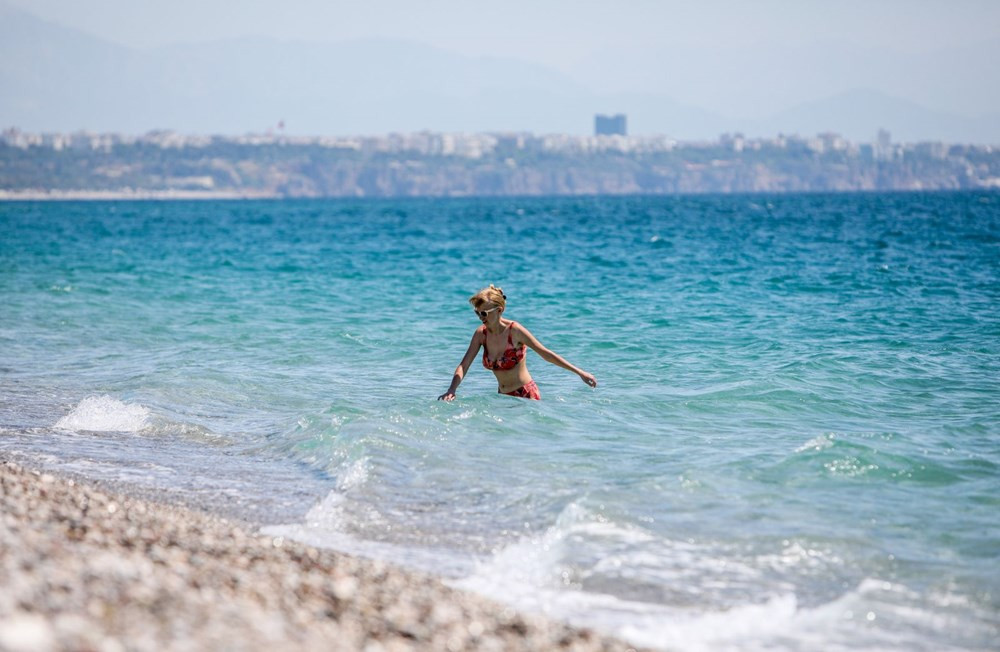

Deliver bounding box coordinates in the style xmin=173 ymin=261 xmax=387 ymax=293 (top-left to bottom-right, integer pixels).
xmin=13 ymin=0 xmax=1000 ymax=59
xmin=10 ymin=0 xmax=1000 ymax=119
xmin=6 ymin=0 xmax=1000 ymax=136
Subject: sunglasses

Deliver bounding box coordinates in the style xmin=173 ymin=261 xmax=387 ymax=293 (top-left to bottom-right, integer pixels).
xmin=474 ymin=306 xmax=501 ymax=318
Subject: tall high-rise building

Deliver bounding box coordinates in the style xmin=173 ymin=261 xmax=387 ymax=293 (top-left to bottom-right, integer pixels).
xmin=875 ymin=128 xmax=893 ymax=161
xmin=595 ymin=114 xmax=627 ymax=136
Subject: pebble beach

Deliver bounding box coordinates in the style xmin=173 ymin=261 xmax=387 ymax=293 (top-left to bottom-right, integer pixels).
xmin=0 ymin=459 xmax=639 ymax=652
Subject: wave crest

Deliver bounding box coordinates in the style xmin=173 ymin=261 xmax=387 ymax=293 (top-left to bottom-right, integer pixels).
xmin=54 ymin=395 xmax=151 ymax=433
xmin=53 ymin=395 xmax=220 ymax=442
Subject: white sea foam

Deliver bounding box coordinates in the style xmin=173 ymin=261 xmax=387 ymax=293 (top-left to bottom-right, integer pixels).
xmin=456 ymin=534 xmax=939 ymax=652
xmin=448 ymin=502 xmax=950 ymax=651
xmin=336 ymin=457 xmax=370 ymax=492
xmin=52 ymin=395 xmax=220 ymax=442
xmin=452 ymin=502 xmax=667 ymax=614
xmin=795 ymin=433 xmax=835 ymax=453
xmin=54 ymin=395 xmax=151 ymax=433
xmin=262 ymin=488 xmax=471 ymax=576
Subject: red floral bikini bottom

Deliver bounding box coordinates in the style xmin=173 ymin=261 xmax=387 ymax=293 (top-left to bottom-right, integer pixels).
xmin=500 ymin=380 xmax=541 ymax=400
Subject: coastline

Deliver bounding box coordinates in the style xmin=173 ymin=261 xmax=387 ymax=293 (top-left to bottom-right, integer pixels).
xmin=0 ymin=458 xmax=640 ymax=652
xmin=2 ymin=188 xmax=997 ymax=202
xmin=0 ymin=189 xmax=280 ymax=201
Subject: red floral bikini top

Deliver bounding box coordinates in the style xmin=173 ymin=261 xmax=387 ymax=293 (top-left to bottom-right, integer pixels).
xmin=482 ymin=322 xmax=526 ymax=371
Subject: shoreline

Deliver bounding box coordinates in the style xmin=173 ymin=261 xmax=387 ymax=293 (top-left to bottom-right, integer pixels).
xmin=0 ymin=189 xmax=280 ymax=201
xmin=2 ymin=188 xmax=998 ymax=202
xmin=0 ymin=458 xmax=640 ymax=651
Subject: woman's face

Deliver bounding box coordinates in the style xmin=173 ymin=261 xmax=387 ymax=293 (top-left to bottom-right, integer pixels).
xmin=475 ymin=302 xmax=502 ymax=324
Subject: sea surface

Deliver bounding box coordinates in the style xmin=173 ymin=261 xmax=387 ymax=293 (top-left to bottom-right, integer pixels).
xmin=1 ymin=194 xmax=998 ymax=651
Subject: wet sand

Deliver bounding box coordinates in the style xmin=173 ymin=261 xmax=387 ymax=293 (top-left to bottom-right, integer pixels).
xmin=0 ymin=459 xmax=641 ymax=651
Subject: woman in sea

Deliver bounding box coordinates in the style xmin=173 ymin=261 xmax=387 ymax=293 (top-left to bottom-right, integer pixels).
xmin=438 ymin=285 xmax=598 ymax=401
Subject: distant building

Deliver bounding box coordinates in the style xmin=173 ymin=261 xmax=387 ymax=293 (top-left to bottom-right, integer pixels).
xmin=875 ymin=128 xmax=894 ymax=161
xmin=818 ymin=132 xmax=847 ymax=151
xmin=914 ymin=141 xmax=948 ymax=160
xmin=719 ymin=132 xmax=745 ymax=152
xmin=595 ymin=114 xmax=627 ymax=136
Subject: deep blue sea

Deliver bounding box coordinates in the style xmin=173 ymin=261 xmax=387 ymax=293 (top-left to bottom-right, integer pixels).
xmin=1 ymin=194 xmax=998 ymax=650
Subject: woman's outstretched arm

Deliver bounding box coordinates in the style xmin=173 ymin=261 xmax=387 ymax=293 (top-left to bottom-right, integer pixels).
xmin=438 ymin=329 xmax=484 ymax=400
xmin=514 ymin=323 xmax=597 ymax=388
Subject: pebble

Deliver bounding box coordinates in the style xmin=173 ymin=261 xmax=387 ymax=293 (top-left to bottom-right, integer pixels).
xmin=0 ymin=459 xmax=643 ymax=651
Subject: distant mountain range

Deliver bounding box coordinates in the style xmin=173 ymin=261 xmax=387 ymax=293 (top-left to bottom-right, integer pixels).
xmin=1 ymin=2 xmax=998 ymax=143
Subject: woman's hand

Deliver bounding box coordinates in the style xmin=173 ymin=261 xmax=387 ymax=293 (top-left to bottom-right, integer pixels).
xmin=579 ymin=371 xmax=597 ymax=388
xmin=438 ymin=392 xmax=457 ymax=401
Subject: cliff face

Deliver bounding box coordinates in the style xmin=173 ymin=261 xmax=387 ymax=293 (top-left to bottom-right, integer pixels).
xmin=2 ymin=142 xmax=997 ymax=197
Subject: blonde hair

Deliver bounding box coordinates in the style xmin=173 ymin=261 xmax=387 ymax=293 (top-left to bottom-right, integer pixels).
xmin=469 ymin=284 xmax=507 ymax=309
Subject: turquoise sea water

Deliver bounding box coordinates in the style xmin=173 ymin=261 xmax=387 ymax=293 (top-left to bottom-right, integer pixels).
xmin=1 ymin=194 xmax=998 ymax=650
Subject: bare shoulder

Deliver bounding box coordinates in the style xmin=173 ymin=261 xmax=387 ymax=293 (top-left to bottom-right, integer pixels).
xmin=511 ymin=319 xmax=532 ymax=333
xmin=509 ymin=320 xmax=535 ymax=345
